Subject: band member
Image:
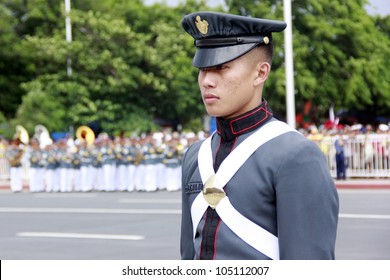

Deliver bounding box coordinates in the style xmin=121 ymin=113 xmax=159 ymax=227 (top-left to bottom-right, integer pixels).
xmin=29 ymin=139 xmax=45 ymax=192
xmin=58 ymin=140 xmax=74 ymax=192
xmin=6 ymin=139 xmax=25 ymax=192
xmin=44 ymin=143 xmax=59 ymax=192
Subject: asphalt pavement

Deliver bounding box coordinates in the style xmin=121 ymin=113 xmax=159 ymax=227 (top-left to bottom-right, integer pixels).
xmin=0 ymin=178 xmax=390 ymax=260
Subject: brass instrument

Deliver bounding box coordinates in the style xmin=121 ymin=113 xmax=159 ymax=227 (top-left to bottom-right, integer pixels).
xmin=14 ymin=125 xmax=29 ymax=145
xmin=33 ymin=124 xmax=52 ymax=148
xmin=8 ymin=125 xmax=29 ymax=167
xmin=76 ymin=125 xmax=95 ymax=145
xmin=7 ymin=148 xmax=24 ymax=167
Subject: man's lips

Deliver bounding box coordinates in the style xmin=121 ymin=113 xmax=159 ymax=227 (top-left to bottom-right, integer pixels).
xmin=203 ymin=93 xmax=219 ymax=103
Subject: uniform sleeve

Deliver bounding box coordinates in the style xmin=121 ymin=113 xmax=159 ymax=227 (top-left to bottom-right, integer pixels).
xmin=180 ymin=143 xmax=200 ymax=260
xmin=275 ymin=139 xmax=339 ymax=259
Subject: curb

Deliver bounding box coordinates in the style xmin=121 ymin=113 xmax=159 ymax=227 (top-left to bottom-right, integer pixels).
xmin=335 ymin=182 xmax=390 ymax=189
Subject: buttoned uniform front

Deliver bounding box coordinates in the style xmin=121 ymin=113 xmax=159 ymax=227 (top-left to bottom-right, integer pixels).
xmin=181 ymin=104 xmax=339 ymax=260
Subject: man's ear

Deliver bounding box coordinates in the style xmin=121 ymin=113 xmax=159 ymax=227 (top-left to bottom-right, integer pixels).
xmin=254 ymin=62 xmax=271 ymax=86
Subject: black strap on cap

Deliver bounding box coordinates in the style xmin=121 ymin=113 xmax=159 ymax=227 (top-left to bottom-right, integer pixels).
xmin=195 ymin=35 xmax=270 ymax=47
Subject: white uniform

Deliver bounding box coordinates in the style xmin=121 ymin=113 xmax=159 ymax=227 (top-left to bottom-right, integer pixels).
xmin=29 ymin=147 xmax=45 ymax=192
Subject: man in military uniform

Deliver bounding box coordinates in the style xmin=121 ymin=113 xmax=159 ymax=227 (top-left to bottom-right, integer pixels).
xmin=91 ymin=140 xmax=104 ymax=191
xmin=142 ymin=135 xmax=159 ymax=192
xmin=114 ymin=137 xmax=127 ymax=191
xmin=79 ymin=142 xmax=93 ymax=192
xmin=125 ymin=138 xmax=137 ymax=192
xmin=44 ymin=143 xmax=59 ymax=192
xmin=5 ymin=139 xmax=25 ymax=192
xmin=57 ymin=140 xmax=74 ymax=192
xmin=180 ymin=12 xmax=339 ymax=260
xmin=28 ymin=139 xmax=45 ymax=192
xmin=72 ymin=144 xmax=82 ymax=192
xmin=164 ymin=138 xmax=182 ymax=191
xmin=101 ymin=138 xmax=116 ymax=191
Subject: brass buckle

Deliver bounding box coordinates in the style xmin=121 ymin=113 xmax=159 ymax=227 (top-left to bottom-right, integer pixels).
xmin=202 ymin=175 xmax=226 ymax=209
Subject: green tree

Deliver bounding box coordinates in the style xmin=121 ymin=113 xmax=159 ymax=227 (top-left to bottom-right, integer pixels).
xmin=15 ymin=79 xmax=67 ymax=134
xmin=17 ymin=7 xmax=151 ymax=134
xmin=0 ymin=1 xmax=33 ymax=118
xmin=294 ymin=0 xmax=390 ymax=123
xmin=226 ymin=0 xmax=390 ymax=125
xmin=13 ymin=1 xmax=217 ymax=134
xmin=3 ymin=0 xmax=390 ymax=136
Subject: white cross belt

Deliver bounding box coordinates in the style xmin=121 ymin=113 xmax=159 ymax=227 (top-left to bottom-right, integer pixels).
xmin=191 ymin=120 xmax=298 ymax=260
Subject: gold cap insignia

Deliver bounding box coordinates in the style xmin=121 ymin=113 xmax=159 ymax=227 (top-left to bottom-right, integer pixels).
xmin=195 ymin=15 xmax=209 ymax=35
xmin=263 ymin=36 xmax=270 ymax=44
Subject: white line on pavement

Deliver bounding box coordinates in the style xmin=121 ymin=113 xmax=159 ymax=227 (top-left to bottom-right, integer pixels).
xmin=0 ymin=208 xmax=181 ymax=214
xmin=17 ymin=232 xmax=144 ymax=240
xmin=118 ymin=198 xmax=181 ymax=204
xmin=33 ymin=193 xmax=97 ymax=198
xmin=339 ymin=213 xmax=390 ymax=219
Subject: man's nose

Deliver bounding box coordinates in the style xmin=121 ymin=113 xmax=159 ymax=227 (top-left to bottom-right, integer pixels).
xmin=199 ymin=70 xmax=216 ymax=88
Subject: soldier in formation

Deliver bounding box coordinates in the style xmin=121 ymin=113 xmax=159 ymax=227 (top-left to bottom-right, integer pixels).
xmin=5 ymin=138 xmax=25 ymax=192
xmin=4 ymin=131 xmax=190 ymax=193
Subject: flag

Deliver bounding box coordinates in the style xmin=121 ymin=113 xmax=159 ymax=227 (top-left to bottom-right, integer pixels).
xmin=329 ymin=104 xmax=335 ymax=123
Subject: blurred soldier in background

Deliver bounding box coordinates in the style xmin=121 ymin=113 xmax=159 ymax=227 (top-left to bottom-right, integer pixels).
xmin=44 ymin=144 xmax=59 ymax=192
xmin=28 ymin=139 xmax=45 ymax=192
xmin=6 ymin=138 xmax=25 ymax=192
xmin=58 ymin=140 xmax=74 ymax=192
xmin=125 ymin=138 xmax=137 ymax=192
xmin=335 ymin=131 xmax=347 ymax=180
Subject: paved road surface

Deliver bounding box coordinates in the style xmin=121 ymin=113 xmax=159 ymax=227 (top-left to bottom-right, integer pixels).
xmin=0 ymin=187 xmax=389 ymax=260
xmin=0 ymin=191 xmax=181 ymax=259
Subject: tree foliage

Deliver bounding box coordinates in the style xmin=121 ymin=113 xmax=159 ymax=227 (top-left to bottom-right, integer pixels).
xmin=226 ymin=0 xmax=390 ymax=124
xmin=292 ymin=0 xmax=390 ymax=119
xmin=0 ymin=0 xmax=389 ymax=138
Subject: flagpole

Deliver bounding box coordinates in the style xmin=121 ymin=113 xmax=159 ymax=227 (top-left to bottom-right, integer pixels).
xmin=283 ymin=0 xmax=296 ymax=128
xmin=65 ymin=0 xmax=72 ymax=77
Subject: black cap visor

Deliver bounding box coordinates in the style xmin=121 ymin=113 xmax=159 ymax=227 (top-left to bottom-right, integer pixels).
xmin=193 ymin=42 xmax=259 ymax=68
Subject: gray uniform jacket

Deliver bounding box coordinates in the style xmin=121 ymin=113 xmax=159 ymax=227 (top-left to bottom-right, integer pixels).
xmin=181 ymin=118 xmax=339 ymax=260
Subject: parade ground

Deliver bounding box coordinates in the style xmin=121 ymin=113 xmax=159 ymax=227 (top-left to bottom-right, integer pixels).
xmin=0 ymin=179 xmax=389 ymax=260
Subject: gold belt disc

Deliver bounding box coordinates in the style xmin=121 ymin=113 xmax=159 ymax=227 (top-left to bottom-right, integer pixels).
xmin=202 ymin=174 xmax=226 ymax=209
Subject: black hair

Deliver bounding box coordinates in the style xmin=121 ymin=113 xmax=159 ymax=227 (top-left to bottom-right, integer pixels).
xmin=258 ymin=43 xmax=274 ymax=65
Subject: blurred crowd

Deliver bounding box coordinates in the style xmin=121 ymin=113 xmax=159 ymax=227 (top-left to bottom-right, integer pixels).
xmin=1 ymin=122 xmax=390 ymax=193
xmin=0 ymin=129 xmax=206 ymax=193
xmin=303 ymin=123 xmax=390 ymax=154
xmin=302 ymin=122 xmax=390 ymax=180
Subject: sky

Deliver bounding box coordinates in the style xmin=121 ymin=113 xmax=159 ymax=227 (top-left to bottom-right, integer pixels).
xmin=366 ymin=0 xmax=390 ymax=16
xmin=145 ymin=0 xmax=390 ymax=16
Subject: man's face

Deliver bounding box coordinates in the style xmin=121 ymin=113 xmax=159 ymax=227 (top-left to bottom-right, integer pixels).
xmin=198 ymin=51 xmax=264 ymax=119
